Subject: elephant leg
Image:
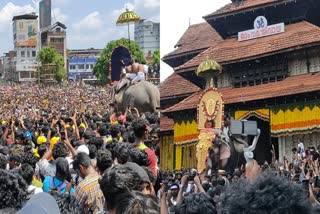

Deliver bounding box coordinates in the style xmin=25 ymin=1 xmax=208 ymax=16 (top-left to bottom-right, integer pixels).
xmin=220 ymin=158 xmax=228 ymax=169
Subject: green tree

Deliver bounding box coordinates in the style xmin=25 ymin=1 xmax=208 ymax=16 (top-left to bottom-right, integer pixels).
xmin=93 ymin=38 xmax=145 ymax=84
xmin=152 ymin=49 xmax=160 ymax=66
xmin=38 ymin=47 xmax=66 ymax=82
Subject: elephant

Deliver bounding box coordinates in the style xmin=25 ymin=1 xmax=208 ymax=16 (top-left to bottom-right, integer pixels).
xmin=114 ymin=78 xmax=160 ymax=113
xmin=206 ymin=127 xmax=261 ymax=175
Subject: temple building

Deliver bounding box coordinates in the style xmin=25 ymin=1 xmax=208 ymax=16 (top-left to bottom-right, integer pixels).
xmin=160 ymin=0 xmax=320 ymax=170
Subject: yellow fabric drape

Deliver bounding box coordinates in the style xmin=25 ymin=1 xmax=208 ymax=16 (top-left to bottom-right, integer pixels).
xmin=174 ymin=120 xmax=199 ymax=145
xmin=160 ymin=135 xmax=174 ymax=170
xmin=270 ymin=106 xmax=320 ymax=137
xmin=182 ymin=145 xmax=197 ymax=169
xmin=235 ymin=109 xmax=269 ymax=121
xmin=175 ymin=146 xmax=182 ymax=170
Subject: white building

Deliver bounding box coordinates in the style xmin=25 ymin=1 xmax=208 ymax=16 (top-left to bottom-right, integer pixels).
xmin=12 ymin=13 xmax=39 ymax=83
xmin=134 ymin=20 xmax=160 ymax=57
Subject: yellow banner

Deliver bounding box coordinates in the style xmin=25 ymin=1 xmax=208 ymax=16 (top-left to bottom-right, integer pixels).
xmin=271 ymin=106 xmax=320 ymax=137
xmin=174 ymin=119 xmax=199 ymax=145
xmin=160 ymin=135 xmax=174 ymax=170
xmin=235 ymin=109 xmax=269 ymax=121
xmin=175 ymin=146 xmax=182 ymax=169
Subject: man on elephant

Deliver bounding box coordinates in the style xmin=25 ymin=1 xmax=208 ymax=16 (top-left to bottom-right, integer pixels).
xmin=117 ymin=59 xmax=148 ymax=93
xmin=124 ymin=60 xmax=148 ymax=85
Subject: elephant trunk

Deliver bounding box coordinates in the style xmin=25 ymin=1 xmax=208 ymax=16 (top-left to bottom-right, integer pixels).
xmin=114 ymin=88 xmax=124 ymax=110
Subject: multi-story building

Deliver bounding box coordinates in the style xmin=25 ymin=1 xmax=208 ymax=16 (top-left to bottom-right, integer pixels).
xmin=68 ymin=58 xmax=97 ymax=82
xmin=41 ymin=22 xmax=67 ymax=69
xmin=1 ymin=51 xmax=15 ymax=83
xmin=68 ymin=48 xmax=102 ymax=59
xmin=134 ymin=20 xmax=160 ymax=57
xmin=67 ymin=49 xmax=102 ymax=82
xmin=12 ymin=13 xmax=38 ymax=83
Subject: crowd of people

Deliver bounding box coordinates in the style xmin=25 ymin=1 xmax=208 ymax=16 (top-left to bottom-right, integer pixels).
xmin=0 ymin=84 xmax=320 ymax=213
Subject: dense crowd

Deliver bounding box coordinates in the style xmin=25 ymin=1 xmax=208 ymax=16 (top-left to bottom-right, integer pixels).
xmin=0 ymin=84 xmax=320 ymax=214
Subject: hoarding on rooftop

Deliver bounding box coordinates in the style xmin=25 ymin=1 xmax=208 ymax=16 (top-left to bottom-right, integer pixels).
xmin=16 ymin=19 xmax=38 ymax=47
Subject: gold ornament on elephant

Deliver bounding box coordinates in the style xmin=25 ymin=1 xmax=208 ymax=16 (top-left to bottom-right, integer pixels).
xmin=196 ymin=129 xmax=216 ymax=173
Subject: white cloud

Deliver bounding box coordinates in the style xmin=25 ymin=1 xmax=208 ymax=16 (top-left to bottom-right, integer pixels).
xmin=135 ymin=0 xmax=160 ymax=9
xmin=0 ymin=2 xmax=35 ymax=32
xmin=73 ymin=11 xmax=103 ymax=31
xmin=160 ymin=0 xmax=231 ymax=81
xmin=52 ymin=8 xmax=68 ymax=23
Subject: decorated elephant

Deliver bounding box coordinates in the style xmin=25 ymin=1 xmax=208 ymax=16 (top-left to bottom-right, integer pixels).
xmin=205 ymin=124 xmax=261 ymax=175
xmin=114 ymin=78 xmax=160 ymax=113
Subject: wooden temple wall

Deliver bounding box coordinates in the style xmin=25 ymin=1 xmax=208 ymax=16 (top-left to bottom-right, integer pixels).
xmin=288 ymin=49 xmax=320 ymax=76
xmin=288 ymin=55 xmax=320 ymax=76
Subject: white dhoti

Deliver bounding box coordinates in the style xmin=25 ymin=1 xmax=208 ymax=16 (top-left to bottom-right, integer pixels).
xmin=126 ymin=72 xmax=145 ymax=83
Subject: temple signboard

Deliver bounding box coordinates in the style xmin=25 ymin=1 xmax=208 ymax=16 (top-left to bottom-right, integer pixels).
xmin=238 ymin=16 xmax=285 ymax=42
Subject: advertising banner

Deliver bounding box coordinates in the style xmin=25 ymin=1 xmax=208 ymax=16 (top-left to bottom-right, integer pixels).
xmin=16 ymin=20 xmax=38 ymax=47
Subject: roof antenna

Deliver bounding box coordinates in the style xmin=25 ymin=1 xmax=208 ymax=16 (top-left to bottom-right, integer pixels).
xmin=189 ymin=17 xmax=191 ymax=26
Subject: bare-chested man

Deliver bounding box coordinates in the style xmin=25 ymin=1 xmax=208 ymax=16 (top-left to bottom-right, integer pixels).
xmin=123 ymin=61 xmax=148 ymax=84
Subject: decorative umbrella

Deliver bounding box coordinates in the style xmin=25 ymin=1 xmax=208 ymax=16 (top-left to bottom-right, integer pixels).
xmin=196 ymin=56 xmax=222 ymax=89
xmin=116 ymin=8 xmax=140 ymax=48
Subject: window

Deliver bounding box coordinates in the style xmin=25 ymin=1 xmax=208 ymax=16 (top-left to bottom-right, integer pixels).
xmin=20 ymin=71 xmax=29 ymax=79
xmin=27 ymin=51 xmax=30 ymax=58
xmin=232 ymin=56 xmax=288 ymax=88
xmin=86 ymin=64 xmax=90 ymax=69
xmin=78 ymin=64 xmax=85 ymax=69
xmin=32 ymin=51 xmax=36 ymax=57
xmin=70 ymin=65 xmax=76 ymax=70
xmin=90 ymin=64 xmax=94 ymax=69
xmin=50 ymin=38 xmax=63 ymax=43
xmin=21 ymin=51 xmax=25 ymax=57
xmin=31 ymin=71 xmax=37 ymax=78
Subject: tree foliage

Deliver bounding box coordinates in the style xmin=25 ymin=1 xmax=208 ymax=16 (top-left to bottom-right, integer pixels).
xmin=93 ymin=38 xmax=146 ymax=84
xmin=152 ymin=49 xmax=160 ymax=66
xmin=38 ymin=47 xmax=66 ymax=82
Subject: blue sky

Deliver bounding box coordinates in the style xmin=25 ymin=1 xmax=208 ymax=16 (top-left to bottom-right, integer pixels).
xmin=0 ymin=0 xmax=160 ymax=54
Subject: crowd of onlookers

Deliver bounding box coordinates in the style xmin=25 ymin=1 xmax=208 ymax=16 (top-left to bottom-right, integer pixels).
xmin=0 ymin=84 xmax=320 ymax=213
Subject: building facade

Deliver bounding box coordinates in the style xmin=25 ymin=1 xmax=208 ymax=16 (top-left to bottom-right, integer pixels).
xmin=161 ymin=0 xmax=320 ymax=170
xmin=12 ymin=13 xmax=38 ymax=83
xmin=67 ymin=58 xmax=97 ymax=81
xmin=41 ymin=22 xmax=67 ymax=70
xmin=134 ymin=20 xmax=160 ymax=57
xmin=68 ymin=48 xmax=102 ymax=59
xmin=67 ymin=48 xmax=102 ymax=82
xmin=1 ymin=51 xmax=15 ymax=83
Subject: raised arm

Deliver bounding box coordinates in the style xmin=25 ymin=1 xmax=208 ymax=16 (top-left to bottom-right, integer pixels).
xmin=61 ymin=120 xmax=77 ymax=158
xmin=70 ymin=109 xmax=80 ymax=140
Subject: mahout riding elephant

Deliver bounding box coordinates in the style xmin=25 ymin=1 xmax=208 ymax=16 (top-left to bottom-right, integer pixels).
xmin=114 ymin=79 xmax=160 ymax=113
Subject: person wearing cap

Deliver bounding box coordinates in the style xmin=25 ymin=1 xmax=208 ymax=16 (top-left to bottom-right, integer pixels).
xmin=168 ymin=183 xmax=179 ymax=206
xmin=37 ymin=135 xmax=47 ymax=145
